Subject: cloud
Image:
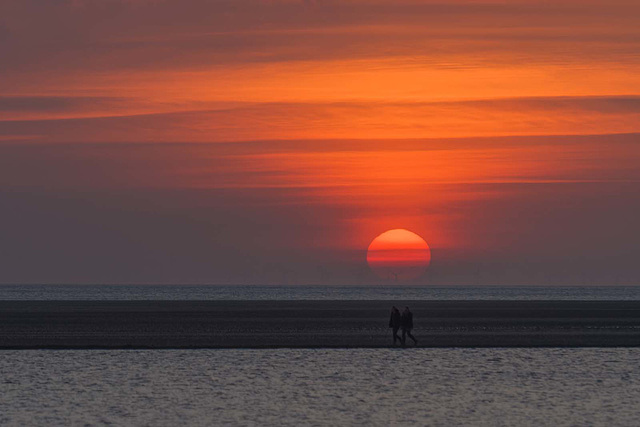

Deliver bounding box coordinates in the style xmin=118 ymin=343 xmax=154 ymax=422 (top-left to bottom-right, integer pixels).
xmin=1 ymin=0 xmax=639 ymax=77
xmin=1 ymin=132 xmax=638 ymax=191
xmin=0 ymin=96 xmax=140 ymax=121
xmin=2 ymin=96 xmax=639 ymax=142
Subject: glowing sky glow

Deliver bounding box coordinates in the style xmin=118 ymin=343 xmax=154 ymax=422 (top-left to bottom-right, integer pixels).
xmin=0 ymin=0 xmax=639 ymax=285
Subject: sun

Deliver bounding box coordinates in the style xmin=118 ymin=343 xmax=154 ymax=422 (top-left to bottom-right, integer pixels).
xmin=366 ymin=229 xmax=431 ymax=281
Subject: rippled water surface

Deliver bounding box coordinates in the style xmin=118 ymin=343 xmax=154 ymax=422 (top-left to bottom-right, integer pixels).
xmin=3 ymin=348 xmax=640 ymax=426
xmin=2 ymin=284 xmax=640 ymax=300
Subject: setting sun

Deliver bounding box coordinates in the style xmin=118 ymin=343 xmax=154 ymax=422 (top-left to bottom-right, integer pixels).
xmin=367 ymin=229 xmax=431 ymax=281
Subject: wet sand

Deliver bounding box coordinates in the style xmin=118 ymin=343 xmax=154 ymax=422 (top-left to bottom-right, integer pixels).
xmin=1 ymin=300 xmax=640 ymax=348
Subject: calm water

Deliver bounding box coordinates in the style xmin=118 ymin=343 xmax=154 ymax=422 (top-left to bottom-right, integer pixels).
xmin=2 ymin=348 xmax=640 ymax=426
xmin=2 ymin=284 xmax=640 ymax=301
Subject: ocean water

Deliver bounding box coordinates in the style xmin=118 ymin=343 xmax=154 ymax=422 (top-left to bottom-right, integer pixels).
xmin=2 ymin=348 xmax=640 ymax=426
xmin=1 ymin=284 xmax=640 ymax=301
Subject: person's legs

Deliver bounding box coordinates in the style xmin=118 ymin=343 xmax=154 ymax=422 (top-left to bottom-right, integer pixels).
xmin=406 ymin=329 xmax=417 ymax=345
xmin=392 ymin=326 xmax=400 ymax=345
xmin=401 ymin=328 xmax=407 ymax=346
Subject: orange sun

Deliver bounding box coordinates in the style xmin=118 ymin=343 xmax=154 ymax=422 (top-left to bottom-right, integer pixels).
xmin=367 ymin=229 xmax=431 ymax=281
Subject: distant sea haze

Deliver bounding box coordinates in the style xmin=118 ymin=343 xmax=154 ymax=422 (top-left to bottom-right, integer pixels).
xmin=2 ymin=285 xmax=640 ymax=301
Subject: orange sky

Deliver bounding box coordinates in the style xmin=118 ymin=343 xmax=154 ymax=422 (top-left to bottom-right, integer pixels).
xmin=0 ymin=0 xmax=639 ymax=284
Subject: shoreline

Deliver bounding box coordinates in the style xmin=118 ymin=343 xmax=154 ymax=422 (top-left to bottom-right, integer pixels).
xmin=2 ymin=300 xmax=640 ymax=349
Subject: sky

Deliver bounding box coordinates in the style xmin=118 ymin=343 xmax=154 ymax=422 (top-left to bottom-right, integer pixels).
xmin=0 ymin=0 xmax=639 ymax=285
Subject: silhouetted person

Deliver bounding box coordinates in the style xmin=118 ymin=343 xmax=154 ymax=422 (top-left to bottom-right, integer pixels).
xmin=389 ymin=306 xmax=402 ymax=345
xmin=401 ymin=306 xmax=417 ymax=346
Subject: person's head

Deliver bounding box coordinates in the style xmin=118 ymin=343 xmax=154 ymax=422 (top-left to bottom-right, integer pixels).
xmin=391 ymin=306 xmax=398 ymax=313
xmin=404 ymin=306 xmax=410 ymax=313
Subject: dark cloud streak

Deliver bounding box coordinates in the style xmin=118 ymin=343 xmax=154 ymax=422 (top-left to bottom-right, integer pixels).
xmin=1 ymin=0 xmax=639 ymax=75
xmin=2 ymin=96 xmax=639 ymax=142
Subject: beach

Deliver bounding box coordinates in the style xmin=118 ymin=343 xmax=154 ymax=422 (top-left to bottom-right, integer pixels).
xmin=1 ymin=300 xmax=640 ymax=349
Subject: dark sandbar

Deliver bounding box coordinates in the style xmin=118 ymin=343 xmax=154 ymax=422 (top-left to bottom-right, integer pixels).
xmin=1 ymin=300 xmax=640 ymax=349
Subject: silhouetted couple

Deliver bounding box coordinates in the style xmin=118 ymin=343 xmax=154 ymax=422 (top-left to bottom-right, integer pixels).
xmin=389 ymin=306 xmax=417 ymax=346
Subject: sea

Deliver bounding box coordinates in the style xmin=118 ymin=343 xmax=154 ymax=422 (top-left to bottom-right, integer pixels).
xmin=2 ymin=284 xmax=640 ymax=301
xmin=3 ymin=285 xmax=640 ymax=425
